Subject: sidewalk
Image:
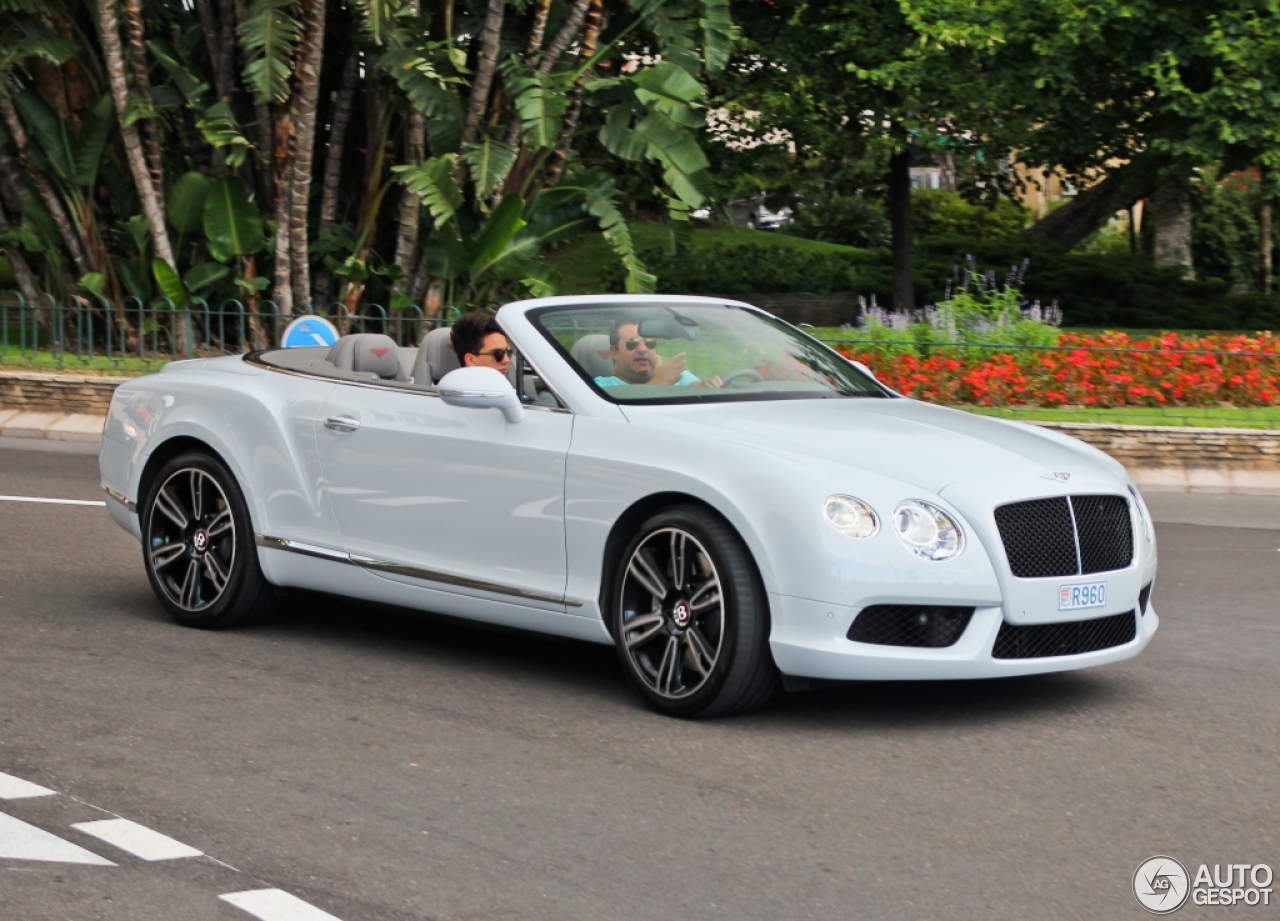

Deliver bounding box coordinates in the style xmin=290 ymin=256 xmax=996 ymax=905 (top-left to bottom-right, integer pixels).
xmin=0 ymin=409 xmax=105 ymax=442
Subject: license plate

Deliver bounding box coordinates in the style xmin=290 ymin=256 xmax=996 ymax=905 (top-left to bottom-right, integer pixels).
xmin=1059 ymin=580 xmax=1107 ymax=611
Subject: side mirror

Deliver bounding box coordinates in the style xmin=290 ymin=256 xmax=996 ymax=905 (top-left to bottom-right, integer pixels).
xmin=438 ymin=366 xmax=525 ymax=424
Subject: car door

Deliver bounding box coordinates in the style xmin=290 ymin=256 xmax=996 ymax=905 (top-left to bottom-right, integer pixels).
xmin=314 ymin=383 xmax=574 ymax=608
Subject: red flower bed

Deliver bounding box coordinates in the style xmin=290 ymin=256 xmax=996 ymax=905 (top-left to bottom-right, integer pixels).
xmin=837 ymin=331 xmax=1280 ymax=408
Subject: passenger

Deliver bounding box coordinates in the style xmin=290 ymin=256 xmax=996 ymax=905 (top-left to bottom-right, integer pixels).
xmin=450 ymin=310 xmax=513 ymax=375
xmin=594 ymin=318 xmax=721 ymax=388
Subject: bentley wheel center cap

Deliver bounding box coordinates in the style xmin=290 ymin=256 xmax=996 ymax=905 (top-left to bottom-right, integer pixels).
xmin=192 ymin=529 xmax=210 ymax=553
xmin=671 ymin=600 xmax=692 ymax=628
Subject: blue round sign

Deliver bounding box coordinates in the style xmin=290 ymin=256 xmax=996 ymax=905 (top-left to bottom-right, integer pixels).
xmin=281 ymin=316 xmax=340 ymax=348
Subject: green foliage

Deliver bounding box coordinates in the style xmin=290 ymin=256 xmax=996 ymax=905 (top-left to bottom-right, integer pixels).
xmin=151 ymin=257 xmax=186 ymax=308
xmin=910 ymin=190 xmax=1029 ymax=240
xmin=166 ymin=172 xmax=211 ymax=237
xmin=1192 ymin=173 xmax=1261 ymax=288
xmin=461 ymin=138 xmax=518 ymax=200
xmin=203 ymin=177 xmax=264 ymax=261
xmin=238 ymin=0 xmax=303 ymax=104
xmin=788 ymin=190 xmax=890 ymax=248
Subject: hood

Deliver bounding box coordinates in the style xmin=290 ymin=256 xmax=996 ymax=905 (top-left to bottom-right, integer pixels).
xmin=622 ymin=396 xmax=1118 ymax=493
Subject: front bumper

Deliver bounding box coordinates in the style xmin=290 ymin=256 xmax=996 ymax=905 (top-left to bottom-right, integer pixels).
xmin=769 ymin=593 xmax=1158 ymax=681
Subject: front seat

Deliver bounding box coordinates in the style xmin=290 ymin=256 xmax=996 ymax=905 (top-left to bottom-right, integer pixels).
xmin=328 ymin=333 xmax=407 ymax=381
xmin=570 ymin=334 xmax=614 ymax=380
xmin=417 ymin=327 xmax=459 ymax=384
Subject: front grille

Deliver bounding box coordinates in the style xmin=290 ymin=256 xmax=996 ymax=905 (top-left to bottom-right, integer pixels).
xmin=994 ymin=495 xmax=1133 ymax=578
xmin=992 ymin=610 xmax=1137 ymax=659
xmin=847 ymin=605 xmax=974 ymax=648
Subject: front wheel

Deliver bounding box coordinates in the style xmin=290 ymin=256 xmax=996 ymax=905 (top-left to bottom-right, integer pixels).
xmin=612 ymin=506 xmax=778 ymax=718
xmin=140 ymin=451 xmax=276 ymax=629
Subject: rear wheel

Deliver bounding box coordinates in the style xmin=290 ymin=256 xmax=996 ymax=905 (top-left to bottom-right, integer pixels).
xmin=140 ymin=451 xmax=276 ymax=628
xmin=612 ymin=506 xmax=778 ymax=718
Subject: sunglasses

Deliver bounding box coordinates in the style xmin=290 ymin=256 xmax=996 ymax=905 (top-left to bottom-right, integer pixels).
xmin=622 ymin=337 xmax=659 ymax=351
xmin=476 ymin=347 xmax=514 ymax=361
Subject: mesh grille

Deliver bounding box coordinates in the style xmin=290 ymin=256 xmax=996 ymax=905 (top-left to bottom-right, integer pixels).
xmin=1138 ymin=581 xmax=1153 ymax=616
xmin=847 ymin=605 xmax=975 ymax=648
xmin=993 ymin=494 xmax=1134 ymax=578
xmin=992 ymin=610 xmax=1137 ymax=659
xmin=994 ymin=497 xmax=1078 ymax=578
xmin=1072 ymin=495 xmax=1134 ymax=573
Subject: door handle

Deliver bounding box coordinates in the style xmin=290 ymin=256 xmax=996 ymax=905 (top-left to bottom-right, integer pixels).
xmin=324 ymin=415 xmax=361 ymax=433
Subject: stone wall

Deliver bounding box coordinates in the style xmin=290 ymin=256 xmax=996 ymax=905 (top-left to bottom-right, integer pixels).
xmin=0 ymin=370 xmax=129 ymax=415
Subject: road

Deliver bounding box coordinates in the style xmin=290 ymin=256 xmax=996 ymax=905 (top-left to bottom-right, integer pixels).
xmin=1 ymin=442 xmax=1277 ymax=920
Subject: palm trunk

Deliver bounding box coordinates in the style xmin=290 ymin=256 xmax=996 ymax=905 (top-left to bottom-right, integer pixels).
xmin=495 ymin=0 xmax=590 ymax=193
xmin=459 ymin=0 xmax=506 ymax=150
xmin=97 ymin=0 xmax=174 ymax=272
xmin=535 ymin=0 xmax=591 ymax=76
xmin=542 ymin=0 xmax=602 ymax=189
xmin=217 ymin=0 xmax=237 ymax=101
xmin=313 ymin=47 xmax=359 ymax=307
xmin=525 ymin=0 xmax=553 ymax=59
xmin=393 ymin=0 xmax=426 ymax=297
xmin=196 ymin=0 xmax=229 ymax=101
xmin=286 ymin=0 xmax=326 ymax=310
xmin=0 ymin=199 xmax=41 ymax=304
xmin=123 ymin=0 xmax=165 ymax=194
xmin=0 ymin=96 xmax=92 ymax=276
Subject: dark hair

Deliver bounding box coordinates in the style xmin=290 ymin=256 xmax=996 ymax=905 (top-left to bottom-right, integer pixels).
xmin=450 ymin=310 xmax=504 ymax=358
xmin=608 ymin=315 xmax=642 ymax=347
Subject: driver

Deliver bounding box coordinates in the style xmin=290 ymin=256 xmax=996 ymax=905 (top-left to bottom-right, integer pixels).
xmin=593 ymin=318 xmax=721 ymax=389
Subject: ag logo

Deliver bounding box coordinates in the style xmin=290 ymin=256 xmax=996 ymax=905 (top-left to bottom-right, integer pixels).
xmin=1134 ymin=856 xmax=1190 ymax=914
xmin=1042 ymin=471 xmax=1071 ymax=482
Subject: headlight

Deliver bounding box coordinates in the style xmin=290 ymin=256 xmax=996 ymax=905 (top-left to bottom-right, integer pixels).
xmin=823 ymin=495 xmax=879 ymax=539
xmin=893 ymin=500 xmax=964 ymax=561
xmin=1129 ymin=485 xmax=1154 ymax=543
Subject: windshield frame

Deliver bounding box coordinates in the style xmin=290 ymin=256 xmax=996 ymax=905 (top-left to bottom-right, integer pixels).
xmin=527 ymin=300 xmax=896 ymax=406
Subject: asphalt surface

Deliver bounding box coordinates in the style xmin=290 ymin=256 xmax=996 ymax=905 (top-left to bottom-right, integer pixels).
xmin=1 ymin=446 xmax=1277 ymax=921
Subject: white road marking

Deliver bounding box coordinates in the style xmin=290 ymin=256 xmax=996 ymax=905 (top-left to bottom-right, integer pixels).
xmin=220 ymin=889 xmax=346 ymax=921
xmin=0 ymin=772 xmax=55 ymax=800
xmin=71 ymin=818 xmax=203 ymax=861
xmin=0 ymin=495 xmax=105 ymax=506
xmin=0 ymin=811 xmax=115 ymax=865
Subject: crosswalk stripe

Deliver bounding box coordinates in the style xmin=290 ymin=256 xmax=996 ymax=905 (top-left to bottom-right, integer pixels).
xmin=0 ymin=771 xmax=56 ymax=800
xmin=72 ymin=818 xmax=203 ymax=861
xmin=220 ymin=889 xmax=346 ymax=921
xmin=0 ymin=811 xmax=115 ymax=865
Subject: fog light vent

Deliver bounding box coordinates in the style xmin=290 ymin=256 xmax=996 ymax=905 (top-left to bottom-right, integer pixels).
xmin=847 ymin=604 xmax=975 ymax=648
xmin=1138 ymin=582 xmax=1153 ymax=616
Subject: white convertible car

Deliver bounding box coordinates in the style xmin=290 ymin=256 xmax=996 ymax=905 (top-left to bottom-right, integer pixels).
xmin=100 ymin=295 xmax=1158 ymax=717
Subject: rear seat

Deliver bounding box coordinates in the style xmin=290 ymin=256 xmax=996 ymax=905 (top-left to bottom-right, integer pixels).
xmin=328 ymin=333 xmax=407 ymax=381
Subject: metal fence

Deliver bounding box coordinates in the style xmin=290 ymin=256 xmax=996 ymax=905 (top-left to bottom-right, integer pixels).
xmin=0 ymin=293 xmax=460 ymax=372
xmin=4 ymin=293 xmax=1279 ymax=427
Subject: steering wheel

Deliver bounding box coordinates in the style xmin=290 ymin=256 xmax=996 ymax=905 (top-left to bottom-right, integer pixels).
xmin=719 ymin=368 xmax=765 ymax=389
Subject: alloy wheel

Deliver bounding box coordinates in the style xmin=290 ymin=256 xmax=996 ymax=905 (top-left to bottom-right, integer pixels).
xmin=618 ymin=527 xmax=725 ymax=699
xmin=147 ymin=467 xmax=236 ymax=612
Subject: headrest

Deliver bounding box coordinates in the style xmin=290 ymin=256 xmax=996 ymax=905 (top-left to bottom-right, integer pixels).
xmin=336 ymin=333 xmax=405 ymax=380
xmin=570 ymin=334 xmax=615 ymax=379
xmin=420 ymin=326 xmax=460 ymax=384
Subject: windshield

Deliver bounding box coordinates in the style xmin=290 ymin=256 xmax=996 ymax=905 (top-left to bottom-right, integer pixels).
xmin=530 ymin=302 xmax=889 ymax=403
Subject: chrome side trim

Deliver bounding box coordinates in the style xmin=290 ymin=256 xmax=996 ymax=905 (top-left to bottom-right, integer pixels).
xmin=102 ymin=486 xmax=136 ymax=512
xmin=255 ymin=534 xmax=583 ymax=607
xmin=255 ymin=534 xmax=348 ymax=562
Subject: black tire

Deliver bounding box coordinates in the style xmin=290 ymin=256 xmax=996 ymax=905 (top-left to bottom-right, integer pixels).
xmin=611 ymin=505 xmax=778 ymax=718
xmin=140 ymin=450 xmax=277 ymax=629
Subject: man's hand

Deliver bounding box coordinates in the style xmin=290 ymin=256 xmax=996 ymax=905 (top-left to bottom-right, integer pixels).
xmin=650 ymin=352 xmax=688 ymax=385
xmin=690 ymin=376 xmax=722 ymax=389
